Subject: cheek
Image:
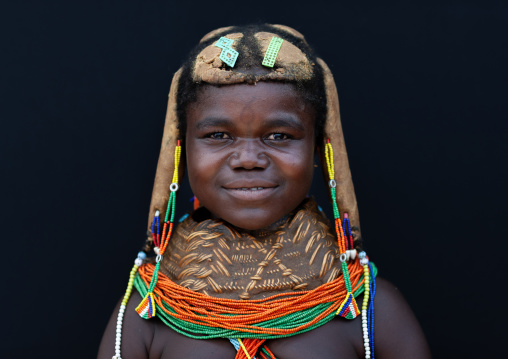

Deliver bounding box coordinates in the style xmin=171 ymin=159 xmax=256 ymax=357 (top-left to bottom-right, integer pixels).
xmin=277 ymin=148 xmax=314 ymax=192
xmin=186 ymin=143 xmax=210 ymax=193
xmin=186 ymin=141 xmax=225 ymax=201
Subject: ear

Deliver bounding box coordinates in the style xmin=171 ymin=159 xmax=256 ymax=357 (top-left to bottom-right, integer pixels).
xmin=146 ymin=68 xmax=183 ymax=247
xmin=317 ymin=58 xmax=362 ymax=242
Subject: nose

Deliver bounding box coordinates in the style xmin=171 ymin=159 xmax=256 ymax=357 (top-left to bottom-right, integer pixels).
xmin=228 ymin=139 xmax=269 ymax=170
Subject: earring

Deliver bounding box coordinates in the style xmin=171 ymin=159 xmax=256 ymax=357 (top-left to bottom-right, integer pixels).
xmin=324 ymin=138 xmax=360 ymax=319
xmin=136 ymin=140 xmax=182 ymax=319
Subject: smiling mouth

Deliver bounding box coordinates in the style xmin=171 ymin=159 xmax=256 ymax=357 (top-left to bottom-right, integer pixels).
xmin=232 ymin=187 xmax=266 ymax=191
xmin=223 ymin=186 xmax=278 ymax=201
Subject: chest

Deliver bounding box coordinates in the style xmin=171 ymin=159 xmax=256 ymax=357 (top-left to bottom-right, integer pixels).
xmin=148 ymin=317 xmax=365 ymax=359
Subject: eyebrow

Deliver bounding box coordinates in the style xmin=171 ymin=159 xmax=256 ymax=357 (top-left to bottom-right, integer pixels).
xmin=263 ymin=116 xmax=305 ymax=131
xmin=194 ymin=115 xmax=305 ymax=131
xmin=195 ymin=117 xmax=233 ymax=130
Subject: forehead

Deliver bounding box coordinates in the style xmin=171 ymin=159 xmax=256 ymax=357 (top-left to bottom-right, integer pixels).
xmin=187 ymin=82 xmax=315 ymax=126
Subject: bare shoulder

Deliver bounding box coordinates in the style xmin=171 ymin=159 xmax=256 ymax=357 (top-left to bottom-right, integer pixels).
xmin=373 ymin=277 xmax=432 ymax=359
xmin=97 ymin=291 xmax=154 ymax=359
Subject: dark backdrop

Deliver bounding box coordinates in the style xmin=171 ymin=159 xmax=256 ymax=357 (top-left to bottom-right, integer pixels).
xmin=1 ymin=0 xmax=506 ymax=358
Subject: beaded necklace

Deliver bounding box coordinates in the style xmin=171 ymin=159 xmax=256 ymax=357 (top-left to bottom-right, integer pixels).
xmin=135 ymin=259 xmax=374 ymax=338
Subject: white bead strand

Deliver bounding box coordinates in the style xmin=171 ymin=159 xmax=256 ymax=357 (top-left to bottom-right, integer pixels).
xmin=113 ymin=253 xmax=144 ymax=359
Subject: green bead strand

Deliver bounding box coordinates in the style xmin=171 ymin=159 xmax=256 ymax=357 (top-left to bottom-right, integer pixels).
xmin=330 ymin=187 xmax=340 ymax=219
xmin=341 ymin=261 xmax=353 ymax=293
xmin=147 ymin=262 xmax=161 ymax=292
xmin=169 ymin=194 xmax=176 ymax=223
xmin=164 ymin=192 xmax=176 ymax=223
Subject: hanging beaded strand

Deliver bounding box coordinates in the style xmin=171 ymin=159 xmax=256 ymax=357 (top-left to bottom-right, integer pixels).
xmin=151 ymin=210 xmax=160 ymax=248
xmin=342 ymin=213 xmax=357 ymax=261
xmin=360 ymin=252 xmax=372 ymax=359
xmin=324 ymin=139 xmax=360 ymax=320
xmin=342 ymin=214 xmax=353 ymax=250
xmin=135 ymin=140 xmax=182 ymax=319
xmin=112 ymin=251 xmax=146 ymax=359
xmin=359 ymin=252 xmax=376 ymax=358
xmin=368 ymin=261 xmax=376 ymax=358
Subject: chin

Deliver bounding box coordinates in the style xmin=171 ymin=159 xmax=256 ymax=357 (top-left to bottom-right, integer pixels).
xmin=219 ymin=209 xmax=282 ymax=231
xmin=225 ymin=217 xmax=274 ymax=231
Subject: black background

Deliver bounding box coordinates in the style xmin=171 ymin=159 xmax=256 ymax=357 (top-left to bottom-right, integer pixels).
xmin=1 ymin=0 xmax=507 ymax=358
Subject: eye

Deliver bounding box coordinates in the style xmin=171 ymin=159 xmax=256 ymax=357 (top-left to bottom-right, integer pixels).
xmin=265 ymin=133 xmax=291 ymax=140
xmin=206 ymin=132 xmax=231 ymax=139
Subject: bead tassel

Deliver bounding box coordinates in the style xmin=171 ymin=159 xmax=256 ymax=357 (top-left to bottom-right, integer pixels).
xmin=136 ymin=141 xmax=181 ymax=319
xmin=325 ymin=139 xmax=360 ymax=320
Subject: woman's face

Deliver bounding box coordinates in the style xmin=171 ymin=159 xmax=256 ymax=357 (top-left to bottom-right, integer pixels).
xmin=185 ymin=82 xmax=315 ymax=230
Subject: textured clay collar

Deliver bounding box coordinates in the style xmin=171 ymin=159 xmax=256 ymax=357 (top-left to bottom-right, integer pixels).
xmin=160 ymin=199 xmax=342 ymax=300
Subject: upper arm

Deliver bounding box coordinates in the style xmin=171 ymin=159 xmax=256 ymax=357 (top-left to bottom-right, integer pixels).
xmin=374 ymin=277 xmax=432 ymax=359
xmin=97 ymin=291 xmax=154 ymax=359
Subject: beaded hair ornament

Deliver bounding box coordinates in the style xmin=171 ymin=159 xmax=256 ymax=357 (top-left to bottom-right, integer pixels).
xmin=113 ymin=25 xmax=376 ymax=359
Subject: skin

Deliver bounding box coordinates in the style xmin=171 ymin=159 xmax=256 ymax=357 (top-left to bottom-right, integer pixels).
xmin=98 ymin=83 xmax=432 ymax=359
xmin=185 ymin=82 xmax=315 ymax=230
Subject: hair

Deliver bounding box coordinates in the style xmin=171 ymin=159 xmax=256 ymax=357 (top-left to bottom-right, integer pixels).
xmin=175 ymin=24 xmax=328 ymax=143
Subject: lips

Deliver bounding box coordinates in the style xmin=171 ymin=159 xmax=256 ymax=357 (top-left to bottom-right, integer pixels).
xmin=222 ymin=180 xmax=278 ymax=201
xmin=223 ymin=179 xmax=278 ymax=189
xmin=231 ymin=187 xmax=265 ymax=191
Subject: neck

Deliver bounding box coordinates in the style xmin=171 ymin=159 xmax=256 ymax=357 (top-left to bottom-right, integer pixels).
xmin=202 ymin=205 xmax=294 ymax=239
xmin=160 ymin=198 xmax=343 ymax=300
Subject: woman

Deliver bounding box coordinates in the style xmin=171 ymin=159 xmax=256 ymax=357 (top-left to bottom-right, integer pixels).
xmin=99 ymin=24 xmax=431 ymax=359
